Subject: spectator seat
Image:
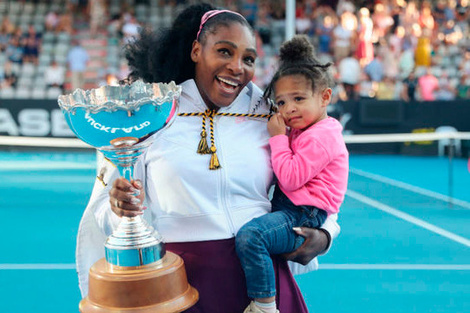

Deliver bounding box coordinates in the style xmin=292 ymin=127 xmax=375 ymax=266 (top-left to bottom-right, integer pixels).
xmin=17 ymin=76 xmax=34 ymax=88
xmin=21 ymin=63 xmax=36 ymax=78
xmin=0 ymin=88 xmax=15 ymax=99
xmin=46 ymin=86 xmax=63 ymax=99
xmin=31 ymin=87 xmax=47 ymax=99
xmin=15 ymin=87 xmax=31 ymax=99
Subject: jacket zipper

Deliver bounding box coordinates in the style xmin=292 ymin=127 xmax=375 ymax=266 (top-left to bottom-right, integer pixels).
xmin=214 ymin=117 xmax=236 ymax=236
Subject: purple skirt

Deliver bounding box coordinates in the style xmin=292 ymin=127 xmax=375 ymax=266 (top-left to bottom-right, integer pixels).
xmin=166 ymin=238 xmax=308 ymax=313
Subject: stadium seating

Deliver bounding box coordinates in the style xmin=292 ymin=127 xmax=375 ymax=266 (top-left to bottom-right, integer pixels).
xmin=1 ymin=0 xmax=470 ymax=100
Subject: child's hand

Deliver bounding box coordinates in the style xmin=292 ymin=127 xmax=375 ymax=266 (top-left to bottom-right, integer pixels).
xmin=267 ymin=113 xmax=286 ymax=136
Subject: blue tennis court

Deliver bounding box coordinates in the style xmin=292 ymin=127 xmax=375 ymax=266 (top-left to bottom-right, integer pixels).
xmin=1 ymin=151 xmax=469 ymax=313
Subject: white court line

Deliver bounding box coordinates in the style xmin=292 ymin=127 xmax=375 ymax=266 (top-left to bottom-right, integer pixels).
xmin=0 ymin=263 xmax=76 ymax=270
xmin=350 ymin=168 xmax=470 ymax=210
xmin=347 ymin=189 xmax=470 ymax=248
xmin=319 ymin=264 xmax=470 ymax=270
xmin=0 ymin=162 xmax=95 ymax=170
xmin=2 ymin=263 xmax=469 ymax=271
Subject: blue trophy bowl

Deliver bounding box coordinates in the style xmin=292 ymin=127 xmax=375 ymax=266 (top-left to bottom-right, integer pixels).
xmin=58 ymin=80 xmax=182 ymax=267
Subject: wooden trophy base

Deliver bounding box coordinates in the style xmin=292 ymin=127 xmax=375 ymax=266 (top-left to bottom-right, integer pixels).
xmin=80 ymin=251 xmax=198 ymax=313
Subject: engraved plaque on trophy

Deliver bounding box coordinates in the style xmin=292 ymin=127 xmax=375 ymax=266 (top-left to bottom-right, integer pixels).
xmin=58 ymin=81 xmax=198 ymax=312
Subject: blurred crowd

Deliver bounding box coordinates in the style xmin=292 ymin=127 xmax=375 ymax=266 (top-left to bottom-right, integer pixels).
xmin=245 ymin=0 xmax=470 ymax=103
xmin=0 ymin=1 xmax=78 ymax=96
xmin=1 ymin=0 xmax=470 ymax=102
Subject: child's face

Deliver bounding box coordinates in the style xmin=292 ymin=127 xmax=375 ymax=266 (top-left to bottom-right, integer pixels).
xmin=274 ymin=75 xmax=331 ymax=131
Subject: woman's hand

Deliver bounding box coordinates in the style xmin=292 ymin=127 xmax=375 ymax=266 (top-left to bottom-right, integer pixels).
xmin=281 ymin=227 xmax=330 ymax=265
xmin=109 ymin=178 xmax=145 ymax=217
xmin=267 ymin=113 xmax=287 ymax=137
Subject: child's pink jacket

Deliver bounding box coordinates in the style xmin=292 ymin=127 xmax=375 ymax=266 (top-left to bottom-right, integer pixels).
xmin=269 ymin=117 xmax=349 ymax=215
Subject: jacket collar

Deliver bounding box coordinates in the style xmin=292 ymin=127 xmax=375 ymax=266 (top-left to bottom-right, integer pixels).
xmin=180 ymin=79 xmax=264 ymax=114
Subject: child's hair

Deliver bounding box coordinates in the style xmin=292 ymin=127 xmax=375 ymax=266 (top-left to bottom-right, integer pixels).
xmin=124 ymin=3 xmax=252 ymax=85
xmin=264 ymin=35 xmax=334 ymax=101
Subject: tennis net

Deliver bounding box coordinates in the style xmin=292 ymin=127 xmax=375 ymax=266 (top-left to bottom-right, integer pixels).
xmin=1 ymin=131 xmax=470 ymax=209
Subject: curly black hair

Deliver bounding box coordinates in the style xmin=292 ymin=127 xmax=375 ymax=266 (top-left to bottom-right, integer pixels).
xmin=264 ymin=35 xmax=334 ymax=101
xmin=124 ymin=3 xmax=252 ymax=85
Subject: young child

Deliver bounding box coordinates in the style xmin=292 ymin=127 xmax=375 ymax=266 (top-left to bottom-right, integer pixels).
xmin=235 ymin=35 xmax=349 ymax=313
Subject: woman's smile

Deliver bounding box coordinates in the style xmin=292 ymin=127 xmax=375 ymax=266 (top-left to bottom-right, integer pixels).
xmin=216 ymin=76 xmax=242 ymax=95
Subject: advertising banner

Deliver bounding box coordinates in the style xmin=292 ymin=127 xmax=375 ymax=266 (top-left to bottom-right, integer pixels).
xmin=0 ymin=99 xmax=75 ymax=137
xmin=1 ymin=99 xmax=470 ymax=139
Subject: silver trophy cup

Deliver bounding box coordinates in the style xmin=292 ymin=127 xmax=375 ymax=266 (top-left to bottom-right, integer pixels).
xmin=58 ymin=80 xmax=181 ymax=267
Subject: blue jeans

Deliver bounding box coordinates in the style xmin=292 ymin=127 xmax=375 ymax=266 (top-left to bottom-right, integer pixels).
xmin=235 ymin=186 xmax=327 ymax=299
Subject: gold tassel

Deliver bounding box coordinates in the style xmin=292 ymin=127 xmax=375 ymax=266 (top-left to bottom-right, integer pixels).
xmin=209 ymin=146 xmax=221 ymax=170
xmin=178 ymin=111 xmax=271 ymax=170
xmin=197 ymin=130 xmax=210 ymax=154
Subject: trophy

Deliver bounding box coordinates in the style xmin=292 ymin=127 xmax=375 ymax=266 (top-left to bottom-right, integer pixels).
xmin=58 ymin=81 xmax=198 ymax=312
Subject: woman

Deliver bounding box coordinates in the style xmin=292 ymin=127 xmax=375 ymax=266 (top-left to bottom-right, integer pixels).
xmin=77 ymin=4 xmax=340 ymax=312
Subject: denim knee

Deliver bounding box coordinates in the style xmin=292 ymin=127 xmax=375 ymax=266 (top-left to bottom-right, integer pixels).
xmin=235 ymin=225 xmax=263 ymax=257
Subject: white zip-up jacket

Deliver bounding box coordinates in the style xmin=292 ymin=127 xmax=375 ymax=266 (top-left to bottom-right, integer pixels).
xmin=76 ymin=79 xmax=340 ymax=297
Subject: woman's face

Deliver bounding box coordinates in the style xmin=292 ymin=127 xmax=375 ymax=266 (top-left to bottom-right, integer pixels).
xmin=191 ymin=23 xmax=257 ymax=110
